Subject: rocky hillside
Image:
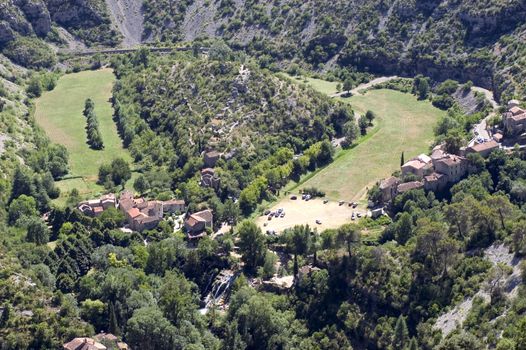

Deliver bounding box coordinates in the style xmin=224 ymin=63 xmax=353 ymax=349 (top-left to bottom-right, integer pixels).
xmin=141 ymin=0 xmax=526 ymax=101
xmin=0 ymin=0 xmax=120 ymax=67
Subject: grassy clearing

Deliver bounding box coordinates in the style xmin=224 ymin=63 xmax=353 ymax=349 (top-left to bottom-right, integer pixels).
xmin=294 ymin=88 xmax=444 ymax=201
xmin=35 ymin=68 xmax=132 ymax=202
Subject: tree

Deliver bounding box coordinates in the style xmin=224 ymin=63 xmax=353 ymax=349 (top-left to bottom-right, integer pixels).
xmin=158 ymin=271 xmax=199 ymax=326
xmin=133 ymin=175 xmax=149 ymax=195
xmin=393 ymin=315 xmax=409 ymax=350
xmin=282 ymin=225 xmax=311 ymax=276
xmin=108 ymin=302 xmax=121 ymax=335
xmin=8 ymin=194 xmax=37 ymax=225
xmin=359 ymin=115 xmax=368 ymax=135
xmin=126 ymin=307 xmax=177 ymax=350
xmin=237 ymin=221 xmax=267 ymax=273
xmin=27 ymin=76 xmax=43 ymax=97
xmin=343 ymin=120 xmax=359 ymax=145
xmin=337 ymin=224 xmax=360 ymax=258
xmin=413 ymin=75 xmax=429 ymax=100
xmin=343 ymin=79 xmax=353 ymax=93
xmin=365 ymin=110 xmax=376 ymax=125
xmin=400 ymin=152 xmax=405 ymax=166
xmin=394 ymin=212 xmax=413 ymax=245
xmin=99 ymin=158 xmax=131 ymax=188
xmin=26 ymin=218 xmax=50 ymax=245
xmin=444 ymin=129 xmax=464 ymax=155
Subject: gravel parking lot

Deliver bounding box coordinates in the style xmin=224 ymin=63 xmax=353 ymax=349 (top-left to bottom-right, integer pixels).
xmin=255 ymin=196 xmax=367 ymax=234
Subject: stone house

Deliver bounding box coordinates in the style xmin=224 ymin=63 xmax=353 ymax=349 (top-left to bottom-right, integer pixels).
xmin=185 ymin=209 xmax=213 ymax=239
xmin=63 ymin=338 xmax=106 ymax=350
xmin=401 ymin=154 xmax=433 ymax=178
xmin=465 ymin=140 xmax=500 ymax=158
xmin=433 ymin=154 xmax=468 ymax=183
xmin=379 ymin=176 xmax=400 ymax=203
xmin=203 ymin=150 xmax=221 ymax=168
xmin=503 ymin=106 xmax=526 ymax=136
xmin=78 ymin=193 xmax=116 ymax=217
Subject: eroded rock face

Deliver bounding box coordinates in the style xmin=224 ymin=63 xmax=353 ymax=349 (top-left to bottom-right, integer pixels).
xmin=16 ymin=0 xmax=51 ymax=37
xmin=0 ymin=0 xmax=51 ymax=43
xmin=46 ymin=0 xmax=105 ymax=28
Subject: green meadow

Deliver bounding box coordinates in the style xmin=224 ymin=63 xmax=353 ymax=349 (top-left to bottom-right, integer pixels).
xmin=35 ymin=68 xmax=133 ymax=203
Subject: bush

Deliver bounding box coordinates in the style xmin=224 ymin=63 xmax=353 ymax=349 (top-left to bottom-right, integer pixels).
xmin=3 ymin=37 xmax=57 ymax=69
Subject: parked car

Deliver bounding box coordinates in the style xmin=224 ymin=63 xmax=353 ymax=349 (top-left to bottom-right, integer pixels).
xmin=323 ymin=200 xmax=329 ymax=204
xmin=305 ymin=194 xmax=311 ymax=201
xmin=268 ymin=216 xmax=272 ymax=221
xmin=357 ymin=213 xmax=362 ymax=218
xmin=280 ymin=213 xmax=285 ymax=218
xmin=277 ymin=208 xmax=283 ymax=214
xmin=315 ymin=219 xmax=322 ymax=225
xmin=291 ymin=195 xmax=297 ymax=200
xmin=352 ymin=202 xmax=358 ymax=208
xmin=302 ymin=194 xmax=307 ymax=200
xmin=263 ymin=222 xmax=268 ymax=227
xmin=339 ymin=201 xmax=344 ymax=206
xmin=264 ymin=210 xmax=270 ymax=215
xmin=351 ymin=212 xmax=356 ymax=220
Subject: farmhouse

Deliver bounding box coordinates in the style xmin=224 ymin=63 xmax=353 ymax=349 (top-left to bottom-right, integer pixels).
xmin=465 ymin=140 xmax=500 ymax=158
xmin=118 ymin=190 xmax=184 ymax=231
xmin=433 ymin=153 xmax=468 ymax=183
xmin=185 ymin=209 xmax=213 ymax=239
xmin=401 ymin=154 xmax=433 ymax=178
xmin=379 ymin=146 xmax=469 ymax=203
xmin=379 ymin=176 xmax=400 ymax=203
xmin=397 ymin=181 xmax=424 ymax=194
xmin=77 ymin=193 xmax=116 ymax=217
xmin=503 ymin=105 xmax=526 ymax=136
xmin=161 ymin=199 xmax=186 ymax=213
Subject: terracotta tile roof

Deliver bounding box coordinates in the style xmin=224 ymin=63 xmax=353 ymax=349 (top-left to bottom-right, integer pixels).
xmin=436 ymin=154 xmax=466 ymax=166
xmin=380 ymin=176 xmax=399 ymax=189
xmin=424 ymin=172 xmax=445 ymax=182
xmin=397 ymin=181 xmax=424 ymax=193
xmin=127 ymin=208 xmax=141 ymax=218
xmin=201 ymin=168 xmax=215 ymax=175
xmin=63 ymin=338 xmax=106 ymax=350
xmin=205 ymin=150 xmax=220 ymax=158
xmin=193 ymin=209 xmax=213 ymax=223
xmin=402 ymin=159 xmax=428 ymax=170
xmin=468 ymin=140 xmax=499 ymax=153
xmin=510 ymin=106 xmax=524 ymax=115
xmin=163 ymin=199 xmax=185 ymax=205
xmin=510 ymin=112 xmax=526 ymax=122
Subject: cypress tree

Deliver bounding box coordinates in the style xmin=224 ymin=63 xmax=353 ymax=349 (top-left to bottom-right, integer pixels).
xmin=393 ymin=315 xmax=409 ymax=350
xmin=108 ymin=302 xmax=121 ymax=335
xmin=409 ymin=337 xmax=419 ymax=350
xmin=401 ymin=151 xmax=405 ymax=166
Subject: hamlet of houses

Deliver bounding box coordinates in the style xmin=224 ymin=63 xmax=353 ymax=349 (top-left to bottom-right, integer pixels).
xmin=379 ymin=100 xmax=526 ymax=203
xmin=78 ymin=190 xmax=215 ymax=239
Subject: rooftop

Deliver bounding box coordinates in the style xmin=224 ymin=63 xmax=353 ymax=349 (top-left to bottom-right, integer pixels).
xmin=397 ymin=181 xmax=424 ymax=193
xmin=380 ymin=176 xmax=399 ymax=189
xmin=468 ymin=140 xmax=499 ymax=153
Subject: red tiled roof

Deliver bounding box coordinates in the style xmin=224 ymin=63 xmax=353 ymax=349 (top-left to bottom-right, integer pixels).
xmin=127 ymin=208 xmax=140 ymax=218
xmin=468 ymin=140 xmax=499 ymax=153
xmin=397 ymin=181 xmax=424 ymax=193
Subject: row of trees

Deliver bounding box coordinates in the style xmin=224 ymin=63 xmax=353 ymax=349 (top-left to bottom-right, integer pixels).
xmin=84 ymin=98 xmax=104 ymax=150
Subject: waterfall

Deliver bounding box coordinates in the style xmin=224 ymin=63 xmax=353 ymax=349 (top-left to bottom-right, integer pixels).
xmin=199 ymin=270 xmax=238 ymax=314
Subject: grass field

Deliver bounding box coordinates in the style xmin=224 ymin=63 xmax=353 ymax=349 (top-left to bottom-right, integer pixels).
xmin=293 ymin=88 xmax=445 ymax=201
xmin=35 ymin=68 xmax=132 ymax=203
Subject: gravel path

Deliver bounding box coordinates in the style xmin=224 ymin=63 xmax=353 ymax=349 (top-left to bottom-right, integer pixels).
xmin=105 ymin=0 xmax=144 ymax=47
xmin=330 ymin=76 xmax=399 ymax=97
